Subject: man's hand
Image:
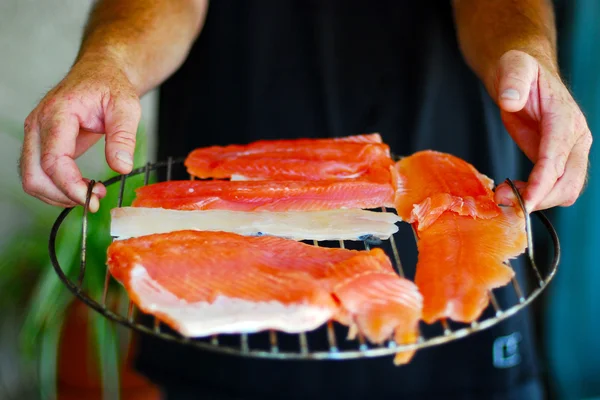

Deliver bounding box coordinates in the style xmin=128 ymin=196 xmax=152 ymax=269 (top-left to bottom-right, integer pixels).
xmin=452 ymin=0 xmax=592 ymax=212
xmin=492 ymin=50 xmax=593 ymax=212
xmin=19 ymin=0 xmax=208 ymax=211
xmin=20 ymin=58 xmax=141 ymax=212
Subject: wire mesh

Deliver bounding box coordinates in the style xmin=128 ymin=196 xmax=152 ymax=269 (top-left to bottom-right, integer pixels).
xmin=48 ymin=158 xmax=560 ymax=361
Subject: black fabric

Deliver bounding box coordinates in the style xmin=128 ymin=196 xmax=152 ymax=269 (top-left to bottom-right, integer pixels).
xmin=142 ymin=1 xmax=543 ymax=398
xmin=162 ymin=378 xmax=544 ymax=400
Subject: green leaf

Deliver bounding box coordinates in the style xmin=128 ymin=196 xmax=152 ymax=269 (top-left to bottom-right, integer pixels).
xmin=19 ymin=212 xmax=81 ymax=358
xmin=90 ymin=312 xmax=120 ymax=400
xmin=38 ymin=319 xmax=62 ymax=400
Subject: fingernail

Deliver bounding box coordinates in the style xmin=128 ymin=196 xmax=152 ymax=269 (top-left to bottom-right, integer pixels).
xmin=116 ymin=151 xmax=133 ymax=166
xmin=498 ymin=197 xmax=515 ymax=207
xmin=75 ymin=185 xmax=89 ymax=204
xmin=501 ymin=89 xmax=520 ymax=100
xmin=89 ymin=195 xmax=100 ymax=213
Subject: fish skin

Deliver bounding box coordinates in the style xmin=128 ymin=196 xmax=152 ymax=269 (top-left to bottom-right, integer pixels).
xmin=132 ymin=179 xmax=396 ymax=211
xmin=225 ymin=133 xmax=383 ymax=147
xmin=107 ymin=231 xmax=422 ymax=361
xmin=394 ymin=150 xmax=501 ymax=227
xmin=414 ymin=206 xmax=527 ymax=324
xmin=184 ymin=134 xmax=393 ymax=181
xmin=110 ymin=207 xmax=401 ymax=241
xmin=333 ymin=133 xmax=383 ymax=143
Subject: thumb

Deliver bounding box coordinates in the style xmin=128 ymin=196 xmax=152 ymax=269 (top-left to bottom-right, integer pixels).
xmin=495 ymin=50 xmax=538 ymax=113
xmin=104 ymin=94 xmax=142 ymax=175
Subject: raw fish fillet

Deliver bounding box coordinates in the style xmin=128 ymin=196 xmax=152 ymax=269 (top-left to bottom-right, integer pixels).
xmin=184 ymin=134 xmax=393 ymax=181
xmin=414 ymin=206 xmax=527 ymax=324
xmin=394 ymin=151 xmax=501 ymax=230
xmin=107 ymin=231 xmax=422 ymax=363
xmin=110 ymin=207 xmax=401 ymax=241
xmin=132 ymin=180 xmax=395 ymax=211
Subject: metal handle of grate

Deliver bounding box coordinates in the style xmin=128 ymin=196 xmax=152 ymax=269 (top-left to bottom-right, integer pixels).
xmin=49 ymin=157 xmax=560 ymax=361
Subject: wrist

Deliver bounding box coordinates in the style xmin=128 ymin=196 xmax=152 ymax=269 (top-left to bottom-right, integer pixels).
xmin=74 ymin=48 xmax=142 ymax=95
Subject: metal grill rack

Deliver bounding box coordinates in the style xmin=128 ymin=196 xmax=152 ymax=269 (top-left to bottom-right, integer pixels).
xmin=49 ymin=157 xmax=560 ymax=361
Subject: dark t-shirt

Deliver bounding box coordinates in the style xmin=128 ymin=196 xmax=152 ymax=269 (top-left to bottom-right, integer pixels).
xmin=139 ymin=1 xmax=543 ymax=398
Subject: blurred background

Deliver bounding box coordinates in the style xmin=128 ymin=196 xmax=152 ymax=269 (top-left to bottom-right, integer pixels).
xmin=0 ymin=1 xmax=598 ymax=399
xmin=0 ymin=2 xmax=160 ymax=399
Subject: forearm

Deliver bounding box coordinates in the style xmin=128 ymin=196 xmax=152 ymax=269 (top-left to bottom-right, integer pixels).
xmin=452 ymin=0 xmax=558 ymax=97
xmin=75 ymin=0 xmax=208 ymax=95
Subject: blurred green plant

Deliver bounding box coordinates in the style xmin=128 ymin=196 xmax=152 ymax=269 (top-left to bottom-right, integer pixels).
xmin=0 ymin=116 xmax=151 ymax=399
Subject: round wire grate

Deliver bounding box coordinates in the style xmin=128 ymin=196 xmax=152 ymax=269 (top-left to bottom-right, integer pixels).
xmin=49 ymin=157 xmax=560 ymax=361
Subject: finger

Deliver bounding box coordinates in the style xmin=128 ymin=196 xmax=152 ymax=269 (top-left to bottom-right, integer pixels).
xmin=22 ymin=127 xmax=103 ymax=212
xmin=523 ymin=112 xmax=581 ymax=210
xmin=28 ymin=180 xmax=81 ymax=208
xmin=21 ymin=120 xmax=80 ymax=207
xmin=500 ymin=110 xmax=540 ymax=162
xmin=27 ymin=174 xmax=100 ymax=212
xmin=82 ymin=178 xmax=107 ymax=199
xmin=74 ymin=129 xmax=104 ymax=159
xmin=36 ymin=193 xmax=78 ymax=209
xmin=39 ymin=111 xmax=93 ymax=207
xmin=104 ymin=95 xmax=142 ymax=174
xmin=496 ymin=50 xmax=538 ymax=113
xmin=494 ymin=180 xmax=527 ymax=207
xmin=27 ymin=177 xmax=102 ymax=211
xmin=533 ymin=132 xmax=592 ymax=211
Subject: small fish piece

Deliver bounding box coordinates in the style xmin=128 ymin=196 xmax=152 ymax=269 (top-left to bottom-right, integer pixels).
xmin=131 ymin=179 xmax=395 ymax=211
xmin=110 ymin=207 xmax=401 ymax=241
xmin=325 ymin=251 xmax=423 ymax=365
xmin=394 ymin=150 xmax=501 ymax=229
xmin=184 ymin=134 xmax=393 ymax=181
xmin=414 ymin=206 xmax=527 ymax=324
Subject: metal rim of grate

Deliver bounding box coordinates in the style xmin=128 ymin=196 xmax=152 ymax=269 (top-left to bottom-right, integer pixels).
xmin=48 ymin=157 xmax=560 ymax=361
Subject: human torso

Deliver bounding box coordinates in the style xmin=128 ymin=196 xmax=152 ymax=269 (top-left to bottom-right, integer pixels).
xmin=144 ymin=2 xmax=542 ymax=399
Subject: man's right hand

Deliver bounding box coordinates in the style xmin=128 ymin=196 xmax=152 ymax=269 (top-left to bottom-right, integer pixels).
xmin=20 ymin=57 xmax=142 ymax=212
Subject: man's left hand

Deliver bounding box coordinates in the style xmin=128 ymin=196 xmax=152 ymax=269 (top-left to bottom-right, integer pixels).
xmin=492 ymin=50 xmax=593 ymax=212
